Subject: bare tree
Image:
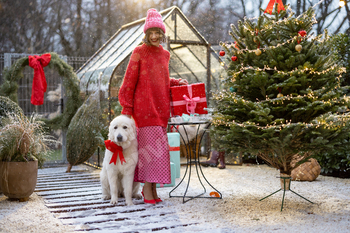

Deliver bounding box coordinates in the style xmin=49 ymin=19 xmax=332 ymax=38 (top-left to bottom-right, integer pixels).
xmin=0 ymin=0 xmax=54 ymax=53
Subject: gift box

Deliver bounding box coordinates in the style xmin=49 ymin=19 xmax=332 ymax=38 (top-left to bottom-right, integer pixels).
xmin=167 ymin=132 xmax=180 ymax=178
xmin=170 ymin=83 xmax=208 ymax=116
xmin=156 ymin=162 xmax=176 ymax=188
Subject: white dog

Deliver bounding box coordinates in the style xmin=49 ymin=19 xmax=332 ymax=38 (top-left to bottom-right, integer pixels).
xmin=100 ymin=115 xmax=141 ymax=206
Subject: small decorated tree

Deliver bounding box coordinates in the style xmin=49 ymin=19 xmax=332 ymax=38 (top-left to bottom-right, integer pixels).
xmin=212 ymin=3 xmax=350 ymax=180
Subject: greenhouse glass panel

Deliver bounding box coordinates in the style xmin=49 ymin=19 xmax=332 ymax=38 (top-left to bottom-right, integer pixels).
xmin=104 ymin=31 xmax=144 ymax=76
xmin=210 ymin=52 xmax=226 ymax=92
xmin=170 ymin=49 xmax=197 ymax=83
xmin=84 ymin=25 xmax=142 ymax=79
xmin=172 ymin=46 xmax=206 ymax=83
xmin=187 ymin=45 xmax=207 ymax=66
xmin=77 ymin=28 xmax=129 ymax=78
xmin=164 ymin=15 xmax=175 ymax=40
xmin=176 ymin=14 xmax=201 ymax=42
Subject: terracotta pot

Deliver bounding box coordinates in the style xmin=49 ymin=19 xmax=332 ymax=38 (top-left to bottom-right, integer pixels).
xmin=280 ymin=173 xmax=291 ymax=190
xmin=0 ymin=160 xmax=38 ymax=201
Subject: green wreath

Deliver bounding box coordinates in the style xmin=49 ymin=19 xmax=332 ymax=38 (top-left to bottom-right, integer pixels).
xmin=0 ymin=52 xmax=82 ymax=130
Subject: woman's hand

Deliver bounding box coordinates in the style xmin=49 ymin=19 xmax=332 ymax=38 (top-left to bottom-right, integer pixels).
xmin=179 ymin=79 xmax=188 ymax=86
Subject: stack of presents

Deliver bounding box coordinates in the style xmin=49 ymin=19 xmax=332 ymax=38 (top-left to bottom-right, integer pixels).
xmin=159 ymin=83 xmax=209 ymax=187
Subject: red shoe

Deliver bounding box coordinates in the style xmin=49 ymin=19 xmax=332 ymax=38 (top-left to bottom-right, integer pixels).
xmin=142 ymin=188 xmax=156 ymax=204
xmin=144 ymin=198 xmax=156 ymax=204
xmin=155 ymin=198 xmax=163 ymax=203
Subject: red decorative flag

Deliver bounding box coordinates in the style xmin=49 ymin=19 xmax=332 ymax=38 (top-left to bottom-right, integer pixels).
xmin=28 ymin=53 xmax=51 ymax=105
xmin=264 ymin=0 xmax=285 ymax=15
xmin=105 ymin=140 xmax=126 ymax=165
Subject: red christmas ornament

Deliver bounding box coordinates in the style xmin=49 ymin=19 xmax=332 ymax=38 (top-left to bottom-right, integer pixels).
xmin=234 ymin=41 xmax=239 ymax=49
xmin=298 ymin=30 xmax=307 ymax=37
xmin=219 ymin=50 xmax=225 ymax=56
xmin=231 ymin=56 xmax=237 ymax=61
xmin=297 ymin=30 xmax=307 ymax=44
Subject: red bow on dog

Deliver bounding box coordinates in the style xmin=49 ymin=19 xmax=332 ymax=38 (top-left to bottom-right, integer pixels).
xmin=105 ymin=140 xmax=126 ymax=165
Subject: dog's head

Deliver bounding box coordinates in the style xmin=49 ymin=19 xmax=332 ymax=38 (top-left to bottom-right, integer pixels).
xmin=108 ymin=115 xmax=137 ymax=148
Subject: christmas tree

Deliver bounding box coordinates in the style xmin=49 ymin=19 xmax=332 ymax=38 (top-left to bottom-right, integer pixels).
xmin=212 ymin=3 xmax=350 ymax=176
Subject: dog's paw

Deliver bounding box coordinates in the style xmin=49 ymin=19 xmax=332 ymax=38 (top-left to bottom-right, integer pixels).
xmin=102 ymin=195 xmax=111 ymax=200
xmin=133 ymin=193 xmax=143 ymax=199
xmin=110 ymin=197 xmax=118 ymax=205
xmin=125 ymin=200 xmax=134 ymax=206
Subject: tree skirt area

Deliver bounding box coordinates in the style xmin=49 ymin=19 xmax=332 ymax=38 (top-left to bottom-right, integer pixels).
xmin=0 ymin=163 xmax=350 ymax=233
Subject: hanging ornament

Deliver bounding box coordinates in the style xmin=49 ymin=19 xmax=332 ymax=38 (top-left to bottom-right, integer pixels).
xmin=297 ymin=30 xmax=307 ymax=44
xmin=298 ymin=30 xmax=307 ymax=37
xmin=219 ymin=50 xmax=225 ymax=56
xmin=234 ymin=41 xmax=239 ymax=49
xmin=264 ymin=0 xmax=285 ymax=15
xmin=255 ymin=49 xmax=262 ymax=56
xmin=229 ymin=87 xmax=237 ymax=93
xmin=277 ymin=87 xmax=283 ymax=98
xmin=231 ymin=56 xmax=237 ymax=61
xmin=295 ymin=44 xmax=302 ymax=52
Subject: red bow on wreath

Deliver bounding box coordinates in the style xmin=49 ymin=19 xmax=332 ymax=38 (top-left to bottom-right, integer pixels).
xmin=105 ymin=140 xmax=126 ymax=165
xmin=264 ymin=0 xmax=285 ymax=15
xmin=28 ymin=53 xmax=51 ymax=105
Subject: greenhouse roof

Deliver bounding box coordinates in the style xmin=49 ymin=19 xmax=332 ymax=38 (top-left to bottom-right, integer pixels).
xmin=76 ymin=6 xmax=225 ymax=97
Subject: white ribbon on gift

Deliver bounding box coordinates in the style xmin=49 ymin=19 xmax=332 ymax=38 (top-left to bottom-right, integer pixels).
xmin=170 ymin=85 xmax=206 ymax=114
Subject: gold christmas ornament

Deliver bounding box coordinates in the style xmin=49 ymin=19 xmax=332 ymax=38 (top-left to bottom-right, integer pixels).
xmin=255 ymin=49 xmax=262 ymax=56
xmin=295 ymin=44 xmax=302 ymax=52
xmin=277 ymin=93 xmax=283 ymax=98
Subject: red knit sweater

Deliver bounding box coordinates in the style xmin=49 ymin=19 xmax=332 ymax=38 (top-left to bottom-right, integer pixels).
xmin=119 ymin=44 xmax=180 ymax=128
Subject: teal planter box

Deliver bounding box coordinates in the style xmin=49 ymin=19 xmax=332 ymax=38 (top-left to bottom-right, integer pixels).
xmin=167 ymin=132 xmax=180 ymax=178
xmin=156 ymin=162 xmax=176 ymax=188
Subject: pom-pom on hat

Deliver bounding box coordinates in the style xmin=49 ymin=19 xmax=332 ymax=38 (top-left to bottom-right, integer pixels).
xmin=144 ymin=8 xmax=166 ymax=34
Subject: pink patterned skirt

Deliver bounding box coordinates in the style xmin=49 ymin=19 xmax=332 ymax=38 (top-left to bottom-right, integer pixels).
xmin=134 ymin=126 xmax=171 ymax=184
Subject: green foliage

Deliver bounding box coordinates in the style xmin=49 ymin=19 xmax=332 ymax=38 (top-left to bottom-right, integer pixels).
xmin=0 ymin=96 xmax=23 ymax=127
xmin=0 ymin=112 xmax=55 ymax=168
xmin=311 ymin=33 xmax=350 ymax=176
xmin=66 ymin=91 xmax=103 ymax=166
xmin=330 ymin=33 xmax=350 ymax=86
xmin=212 ymin=5 xmax=350 ymax=175
xmin=0 ymin=52 xmax=82 ymax=130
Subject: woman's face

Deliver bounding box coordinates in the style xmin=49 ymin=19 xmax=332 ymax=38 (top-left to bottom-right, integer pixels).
xmin=148 ymin=29 xmax=161 ymax=47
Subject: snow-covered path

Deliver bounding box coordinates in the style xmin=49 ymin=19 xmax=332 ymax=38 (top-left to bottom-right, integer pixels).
xmin=1 ymin=163 xmax=350 ymax=233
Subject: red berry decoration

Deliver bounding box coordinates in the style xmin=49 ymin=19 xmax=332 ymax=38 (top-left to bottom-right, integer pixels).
xmin=219 ymin=50 xmax=225 ymax=56
xmin=231 ymin=56 xmax=237 ymax=61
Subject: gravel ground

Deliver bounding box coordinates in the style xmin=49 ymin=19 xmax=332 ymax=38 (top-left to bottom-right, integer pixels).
xmin=1 ymin=163 xmax=350 ymax=233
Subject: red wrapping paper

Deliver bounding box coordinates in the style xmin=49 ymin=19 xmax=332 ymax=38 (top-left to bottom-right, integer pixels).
xmin=170 ymin=83 xmax=208 ymax=116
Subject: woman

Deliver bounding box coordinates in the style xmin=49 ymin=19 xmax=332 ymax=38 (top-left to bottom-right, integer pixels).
xmin=118 ymin=8 xmax=188 ymax=204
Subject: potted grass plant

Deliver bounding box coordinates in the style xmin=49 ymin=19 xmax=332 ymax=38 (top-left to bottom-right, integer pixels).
xmin=0 ymin=112 xmax=54 ymax=201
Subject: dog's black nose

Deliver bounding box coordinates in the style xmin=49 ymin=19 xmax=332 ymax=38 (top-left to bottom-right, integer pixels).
xmin=117 ymin=134 xmax=123 ymax=142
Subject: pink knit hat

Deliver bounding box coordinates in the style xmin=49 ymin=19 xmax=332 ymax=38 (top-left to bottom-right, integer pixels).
xmin=143 ymin=9 xmax=166 ymax=34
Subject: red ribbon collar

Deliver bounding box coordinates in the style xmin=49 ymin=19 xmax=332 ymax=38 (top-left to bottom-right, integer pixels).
xmin=28 ymin=53 xmax=51 ymax=105
xmin=264 ymin=0 xmax=285 ymax=14
xmin=105 ymin=140 xmax=126 ymax=165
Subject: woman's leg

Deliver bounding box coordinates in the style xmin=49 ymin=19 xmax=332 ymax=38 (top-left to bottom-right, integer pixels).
xmin=143 ymin=181 xmax=155 ymax=200
xmin=151 ymin=183 xmax=160 ymax=199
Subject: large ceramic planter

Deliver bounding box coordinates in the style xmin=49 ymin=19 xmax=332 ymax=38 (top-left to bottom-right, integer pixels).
xmin=0 ymin=160 xmax=38 ymax=201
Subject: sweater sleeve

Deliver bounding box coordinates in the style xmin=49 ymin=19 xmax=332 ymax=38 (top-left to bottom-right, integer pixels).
xmin=118 ymin=47 xmax=141 ymax=115
xmin=170 ymin=78 xmax=180 ymax=87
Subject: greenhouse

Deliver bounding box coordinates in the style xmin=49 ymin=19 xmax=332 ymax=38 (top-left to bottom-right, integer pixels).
xmin=76 ymin=6 xmax=226 ymax=122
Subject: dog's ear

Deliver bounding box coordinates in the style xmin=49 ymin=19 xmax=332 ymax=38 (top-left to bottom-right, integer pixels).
xmin=108 ymin=123 xmax=113 ymax=140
